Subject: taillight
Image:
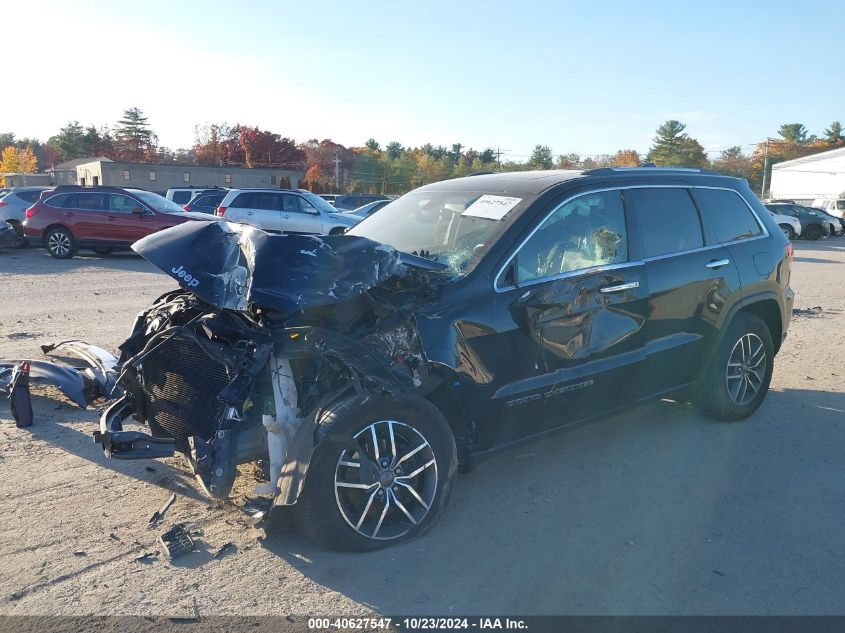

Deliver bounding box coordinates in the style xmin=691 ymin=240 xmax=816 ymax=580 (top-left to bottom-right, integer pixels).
xmin=25 ymin=206 xmax=37 ymax=219
xmin=785 ymin=243 xmax=794 ymax=261
xmin=0 ymin=201 xmax=7 ymax=208
xmin=183 ymin=204 xmax=192 ymax=212
xmin=216 ymin=207 xmax=227 ymax=217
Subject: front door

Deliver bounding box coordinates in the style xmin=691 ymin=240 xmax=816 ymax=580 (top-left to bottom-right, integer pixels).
xmin=280 ymin=194 xmax=324 ymax=234
xmin=104 ymin=194 xmax=156 ymax=243
xmin=479 ymin=189 xmax=651 ymax=447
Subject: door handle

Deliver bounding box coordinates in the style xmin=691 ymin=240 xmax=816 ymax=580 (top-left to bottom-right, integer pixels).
xmin=62 ymin=212 xmax=74 ymax=217
xmin=705 ymin=258 xmax=730 ymax=269
xmin=599 ymin=281 xmax=639 ymax=294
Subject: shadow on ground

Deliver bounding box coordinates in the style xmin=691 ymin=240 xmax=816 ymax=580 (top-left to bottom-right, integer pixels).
xmin=260 ymin=388 xmax=845 ymax=615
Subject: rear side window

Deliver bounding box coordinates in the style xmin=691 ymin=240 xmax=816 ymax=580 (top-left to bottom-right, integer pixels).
xmin=627 ymin=188 xmax=703 ymax=258
xmin=691 ymin=188 xmax=762 ymax=243
xmin=251 ymin=192 xmax=282 ymax=210
xmin=45 ymin=193 xmax=71 ymax=208
xmin=171 ymin=191 xmax=193 ymax=205
xmin=230 ymin=193 xmax=253 ymax=208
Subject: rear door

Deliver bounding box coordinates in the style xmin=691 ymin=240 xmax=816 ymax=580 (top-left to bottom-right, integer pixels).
xmin=626 ymin=187 xmax=740 ymax=398
xmin=226 ymin=192 xmax=282 ymax=231
xmin=280 ymin=194 xmax=323 ymax=234
xmin=64 ymin=192 xmax=107 ymax=240
xmin=482 ymin=188 xmax=651 ymax=446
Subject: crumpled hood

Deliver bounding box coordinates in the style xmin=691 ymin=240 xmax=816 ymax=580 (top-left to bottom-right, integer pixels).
xmin=131 ymin=220 xmax=401 ymax=313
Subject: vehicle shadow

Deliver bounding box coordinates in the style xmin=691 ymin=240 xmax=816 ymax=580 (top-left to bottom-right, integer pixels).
xmin=0 ymin=393 xmax=208 ymax=503
xmin=793 ymin=256 xmax=842 ymax=264
xmin=260 ymin=387 xmax=845 ymax=615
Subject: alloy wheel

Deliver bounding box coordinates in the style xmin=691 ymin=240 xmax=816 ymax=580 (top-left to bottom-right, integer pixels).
xmin=334 ymin=420 xmax=438 ymax=541
xmin=725 ymin=333 xmax=766 ymax=406
xmin=48 ymin=231 xmax=71 ymax=257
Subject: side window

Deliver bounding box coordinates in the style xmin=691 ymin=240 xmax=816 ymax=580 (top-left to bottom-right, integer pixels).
xmin=76 ymin=193 xmax=107 ymax=211
xmin=515 ymin=190 xmax=628 ymax=283
xmin=691 ymin=188 xmax=762 ymax=242
xmin=44 ymin=193 xmax=70 ymax=208
xmin=251 ymin=192 xmax=282 ymax=210
xmin=110 ymin=195 xmax=140 ymax=213
xmin=18 ymin=191 xmax=40 ymax=203
xmin=627 ymin=188 xmax=703 ymax=258
xmin=230 ymin=193 xmax=253 ymax=208
xmin=282 ymin=195 xmax=308 ymax=213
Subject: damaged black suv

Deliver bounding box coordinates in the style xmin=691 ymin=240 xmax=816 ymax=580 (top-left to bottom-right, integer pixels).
xmin=93 ymin=167 xmax=793 ymax=551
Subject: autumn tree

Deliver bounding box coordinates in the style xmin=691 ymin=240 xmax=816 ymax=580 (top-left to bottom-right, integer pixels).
xmin=114 ymin=107 xmax=157 ymax=162
xmin=303 ymin=164 xmax=327 ymax=193
xmin=528 ymin=144 xmax=554 ymax=169
xmin=0 ymin=146 xmax=38 ymax=186
xmin=711 ymin=146 xmax=752 ymax=179
xmin=647 ymin=120 xmax=707 ymax=167
xmin=612 ymin=149 xmax=640 ymax=167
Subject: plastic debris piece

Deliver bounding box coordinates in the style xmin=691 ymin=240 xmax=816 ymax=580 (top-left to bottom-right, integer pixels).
xmin=213 ymin=542 xmax=235 ymax=559
xmin=158 ymin=524 xmax=194 ymax=559
xmin=148 ymin=493 xmax=176 ymax=528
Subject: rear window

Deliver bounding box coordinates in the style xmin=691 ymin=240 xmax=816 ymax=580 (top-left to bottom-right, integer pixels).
xmin=17 ymin=191 xmax=43 ymax=203
xmin=627 ymin=188 xmax=704 ymax=258
xmin=691 ymin=188 xmax=762 ymax=243
xmin=171 ymin=191 xmax=194 ymax=205
xmin=193 ymin=194 xmax=224 ymax=207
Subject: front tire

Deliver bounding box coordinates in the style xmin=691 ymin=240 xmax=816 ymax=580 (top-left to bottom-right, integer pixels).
xmin=293 ymin=393 xmax=457 ymax=551
xmin=804 ymin=224 xmax=823 ymax=240
xmin=699 ymin=313 xmax=773 ymax=421
xmin=44 ymin=227 xmax=77 ymax=259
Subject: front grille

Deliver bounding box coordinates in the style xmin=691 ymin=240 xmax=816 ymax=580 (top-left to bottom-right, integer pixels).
xmin=140 ymin=335 xmax=232 ymax=453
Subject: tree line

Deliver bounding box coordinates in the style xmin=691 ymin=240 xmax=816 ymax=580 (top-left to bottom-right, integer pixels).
xmin=2 ymin=106 xmax=843 ymax=196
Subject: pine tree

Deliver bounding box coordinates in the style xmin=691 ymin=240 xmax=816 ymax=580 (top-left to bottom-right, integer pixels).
xmin=115 ymin=107 xmax=157 ymax=162
xmin=824 ymin=121 xmax=844 ymax=144
xmin=528 ymin=144 xmax=553 ymax=169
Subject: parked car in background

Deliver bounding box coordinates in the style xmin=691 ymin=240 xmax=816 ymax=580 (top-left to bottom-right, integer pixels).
xmin=319 ymin=194 xmax=340 ymax=206
xmin=767 ymin=208 xmax=802 ymax=240
xmin=345 ymin=198 xmax=392 ymax=218
xmin=0 ymin=186 xmax=54 ymax=247
xmin=23 ymin=186 xmax=216 ymax=258
xmin=811 ymin=197 xmax=845 ymax=219
xmin=0 ymin=220 xmax=18 ymax=249
xmin=184 ymin=191 xmax=227 ymax=214
xmin=216 ymin=188 xmax=360 ymax=235
xmin=765 ymin=203 xmax=829 ymax=240
xmin=807 ymin=208 xmax=844 ymax=235
xmin=165 ymin=187 xmax=225 ymax=205
xmin=332 ymin=193 xmax=390 ymax=211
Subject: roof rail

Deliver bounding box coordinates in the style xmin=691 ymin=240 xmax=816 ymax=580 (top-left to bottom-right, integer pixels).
xmin=582 ymin=166 xmax=717 ymax=176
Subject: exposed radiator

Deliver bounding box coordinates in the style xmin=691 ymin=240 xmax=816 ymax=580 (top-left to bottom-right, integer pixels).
xmin=140 ymin=335 xmax=232 ymax=453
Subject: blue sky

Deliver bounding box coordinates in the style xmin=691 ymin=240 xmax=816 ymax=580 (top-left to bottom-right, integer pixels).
xmin=5 ymin=0 xmax=843 ymax=160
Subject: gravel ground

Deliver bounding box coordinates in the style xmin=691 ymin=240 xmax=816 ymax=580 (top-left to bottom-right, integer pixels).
xmin=0 ymin=240 xmax=843 ymax=616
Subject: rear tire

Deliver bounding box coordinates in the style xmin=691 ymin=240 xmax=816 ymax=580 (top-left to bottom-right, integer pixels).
xmin=699 ymin=313 xmax=773 ymax=421
xmin=779 ymin=224 xmax=795 ymax=240
xmin=293 ymin=393 xmax=457 ymax=551
xmin=44 ymin=227 xmax=77 ymax=259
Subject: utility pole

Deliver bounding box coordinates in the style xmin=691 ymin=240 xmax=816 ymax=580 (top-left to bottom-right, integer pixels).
xmin=760 ymin=139 xmax=770 ymax=199
xmin=495 ymin=147 xmax=510 ymax=172
xmin=333 ymin=151 xmax=341 ymax=192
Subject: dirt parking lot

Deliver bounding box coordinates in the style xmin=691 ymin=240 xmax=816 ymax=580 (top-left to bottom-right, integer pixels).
xmin=1 ymin=240 xmax=844 ymax=616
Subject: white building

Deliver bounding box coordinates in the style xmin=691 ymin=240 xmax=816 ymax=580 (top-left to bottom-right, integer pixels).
xmin=769 ymin=147 xmax=845 ymax=205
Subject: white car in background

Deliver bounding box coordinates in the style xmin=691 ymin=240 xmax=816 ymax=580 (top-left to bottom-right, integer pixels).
xmin=216 ymin=188 xmax=360 ymax=235
xmin=812 ymin=197 xmax=845 ymax=219
xmin=768 ymin=209 xmax=802 ymax=240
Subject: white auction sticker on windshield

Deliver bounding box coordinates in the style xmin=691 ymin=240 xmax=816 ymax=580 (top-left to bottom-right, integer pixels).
xmin=463 ymin=195 xmax=522 ymax=220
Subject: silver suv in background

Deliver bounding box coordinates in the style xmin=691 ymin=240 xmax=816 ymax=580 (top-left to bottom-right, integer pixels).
xmin=216 ymin=189 xmax=361 ymax=235
xmin=0 ymin=186 xmax=53 ymax=247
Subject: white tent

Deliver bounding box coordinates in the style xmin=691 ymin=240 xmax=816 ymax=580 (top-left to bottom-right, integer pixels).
xmin=769 ymin=146 xmax=845 ymax=204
